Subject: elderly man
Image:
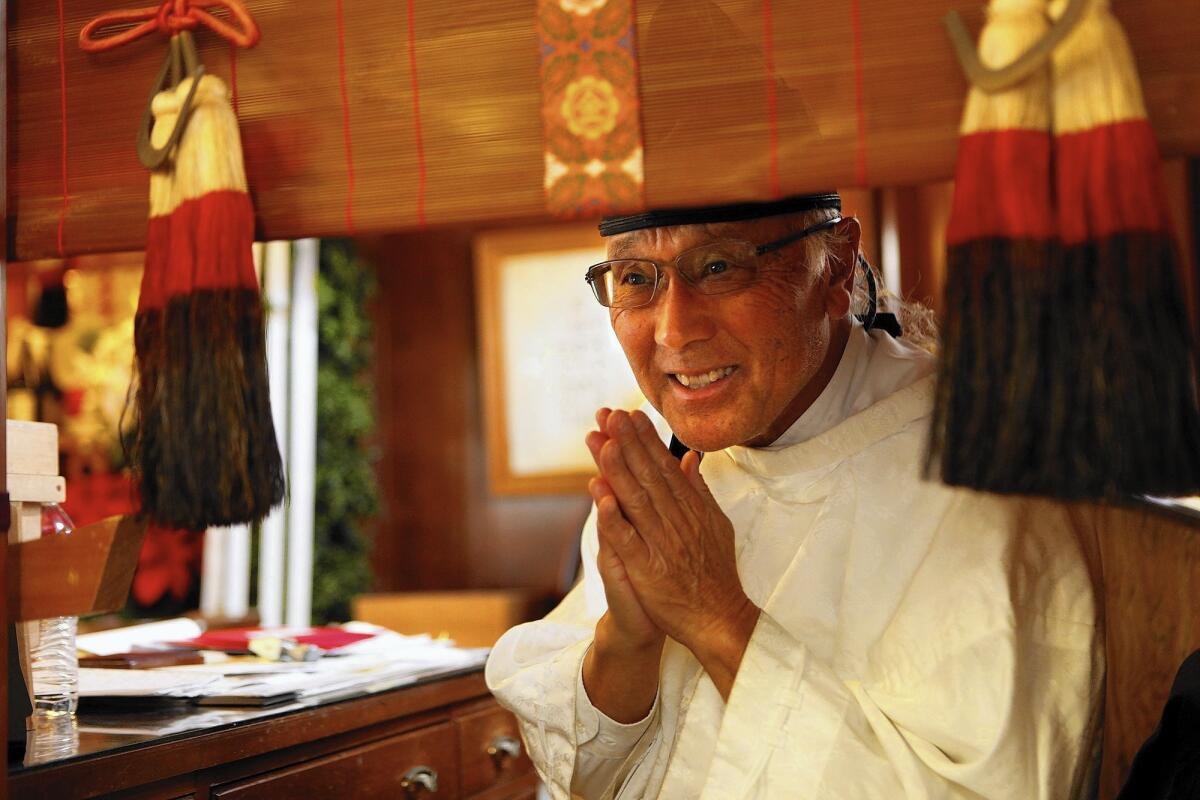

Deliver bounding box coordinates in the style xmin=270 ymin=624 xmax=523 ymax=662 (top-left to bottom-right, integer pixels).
xmin=486 ymin=193 xmax=1103 ymax=799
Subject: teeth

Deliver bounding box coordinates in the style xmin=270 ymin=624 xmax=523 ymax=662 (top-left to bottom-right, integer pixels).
xmin=676 ymin=366 xmax=734 ymax=389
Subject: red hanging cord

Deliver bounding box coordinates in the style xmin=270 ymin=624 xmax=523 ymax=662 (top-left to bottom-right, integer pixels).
xmin=334 ymin=0 xmax=356 ymax=235
xmin=761 ymin=0 xmax=781 ymax=199
xmin=79 ymin=0 xmax=260 ymax=52
xmin=229 ymin=40 xmax=239 ymax=115
xmin=849 ymin=0 xmax=868 ymax=187
xmin=407 ymin=0 xmax=427 ymax=228
xmin=57 ymin=0 xmax=70 ymax=256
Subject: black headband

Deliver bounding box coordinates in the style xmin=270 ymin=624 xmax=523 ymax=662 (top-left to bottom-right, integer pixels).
xmin=599 ymin=192 xmax=842 ymax=237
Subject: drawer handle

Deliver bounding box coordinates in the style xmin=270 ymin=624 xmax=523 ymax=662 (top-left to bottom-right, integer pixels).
xmin=400 ymin=765 xmax=438 ymax=795
xmin=487 ymin=735 xmax=522 ymax=761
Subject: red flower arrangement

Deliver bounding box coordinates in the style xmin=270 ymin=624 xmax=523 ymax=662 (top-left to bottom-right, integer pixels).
xmin=131 ymin=525 xmax=204 ymax=608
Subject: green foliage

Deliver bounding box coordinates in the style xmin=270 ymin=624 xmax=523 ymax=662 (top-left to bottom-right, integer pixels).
xmin=312 ymin=240 xmax=379 ymax=623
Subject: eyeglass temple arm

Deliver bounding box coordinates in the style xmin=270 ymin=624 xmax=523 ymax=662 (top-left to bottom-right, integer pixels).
xmin=858 ymin=254 xmax=877 ymax=330
xmin=754 ymin=217 xmax=888 ymax=331
xmin=755 ymin=215 xmax=843 ymax=256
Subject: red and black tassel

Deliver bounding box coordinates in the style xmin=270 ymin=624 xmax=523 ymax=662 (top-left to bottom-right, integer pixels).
xmin=931 ymin=0 xmax=1058 ymax=493
xmin=932 ymin=0 xmax=1200 ymax=499
xmin=134 ymin=65 xmax=284 ymax=530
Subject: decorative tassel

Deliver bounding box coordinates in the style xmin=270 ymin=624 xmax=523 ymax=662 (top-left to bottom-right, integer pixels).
xmin=934 ymin=0 xmax=1200 ymax=499
xmin=930 ymin=0 xmax=1057 ymax=492
xmin=134 ymin=72 xmax=284 ymax=530
xmin=1044 ymin=0 xmax=1200 ymax=496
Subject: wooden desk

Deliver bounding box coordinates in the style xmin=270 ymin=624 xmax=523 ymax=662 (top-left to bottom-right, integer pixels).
xmin=8 ymin=668 xmax=536 ymax=800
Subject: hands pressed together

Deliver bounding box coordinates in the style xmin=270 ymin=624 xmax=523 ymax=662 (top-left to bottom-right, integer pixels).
xmin=583 ymin=408 xmax=761 ymax=703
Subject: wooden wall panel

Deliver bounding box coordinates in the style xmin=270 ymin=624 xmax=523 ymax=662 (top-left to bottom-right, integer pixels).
xmin=890 ymin=181 xmax=954 ymax=313
xmin=8 ymin=1 xmax=1200 ymax=260
xmin=363 ymin=229 xmax=590 ymax=594
xmin=1163 ymin=159 xmax=1198 ymax=337
xmin=364 ymin=229 xmax=472 ymax=591
xmin=1095 ymin=504 xmax=1200 ymax=799
xmin=1192 ymin=161 xmax=1200 ymax=335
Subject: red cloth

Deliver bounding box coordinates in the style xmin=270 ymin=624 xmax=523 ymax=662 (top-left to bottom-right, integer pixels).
xmin=175 ymin=628 xmax=375 ymax=652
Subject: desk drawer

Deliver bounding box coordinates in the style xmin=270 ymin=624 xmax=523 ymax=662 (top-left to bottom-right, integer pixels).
xmin=456 ymin=703 xmax=534 ymax=796
xmin=213 ymin=722 xmax=459 ymax=799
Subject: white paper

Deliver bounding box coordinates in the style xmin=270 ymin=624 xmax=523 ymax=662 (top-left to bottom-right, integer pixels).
xmin=78 ymin=668 xmax=220 ymax=697
xmin=76 ymin=618 xmax=204 ymax=656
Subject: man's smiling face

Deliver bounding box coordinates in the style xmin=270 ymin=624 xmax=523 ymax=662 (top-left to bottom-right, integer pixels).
xmin=606 ymin=215 xmax=856 ymax=452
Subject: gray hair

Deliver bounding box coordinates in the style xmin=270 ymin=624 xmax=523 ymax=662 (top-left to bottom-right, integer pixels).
xmin=788 ymin=208 xmax=939 ymax=352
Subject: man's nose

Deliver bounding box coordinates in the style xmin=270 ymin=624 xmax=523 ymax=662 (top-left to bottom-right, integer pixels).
xmin=653 ymin=275 xmax=716 ymax=350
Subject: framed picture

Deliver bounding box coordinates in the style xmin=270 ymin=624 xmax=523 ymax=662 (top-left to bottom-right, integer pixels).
xmin=474 ymin=224 xmax=646 ymax=494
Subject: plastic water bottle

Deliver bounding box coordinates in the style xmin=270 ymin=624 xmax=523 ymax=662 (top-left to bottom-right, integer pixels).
xmin=28 ymin=503 xmax=79 ymax=717
xmin=24 ymin=712 xmax=79 ymax=766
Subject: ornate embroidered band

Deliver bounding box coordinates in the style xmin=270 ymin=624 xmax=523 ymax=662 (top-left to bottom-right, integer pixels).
xmin=537 ymin=0 xmax=644 ymax=217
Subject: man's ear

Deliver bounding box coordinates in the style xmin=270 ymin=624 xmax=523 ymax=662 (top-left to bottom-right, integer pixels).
xmin=824 ymin=217 xmax=861 ymax=318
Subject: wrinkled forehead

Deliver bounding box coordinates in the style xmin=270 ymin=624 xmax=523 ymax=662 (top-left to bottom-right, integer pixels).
xmin=604 ymin=220 xmax=769 ymax=261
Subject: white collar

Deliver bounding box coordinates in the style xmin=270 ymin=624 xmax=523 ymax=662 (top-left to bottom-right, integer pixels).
xmin=762 ymin=321 xmax=935 ymax=450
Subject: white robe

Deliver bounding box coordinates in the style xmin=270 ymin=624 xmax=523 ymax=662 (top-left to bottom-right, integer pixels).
xmin=486 ymin=327 xmax=1104 ymax=799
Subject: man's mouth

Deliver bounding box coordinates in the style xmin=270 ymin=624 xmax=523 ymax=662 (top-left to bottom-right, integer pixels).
xmin=671 ymin=366 xmax=736 ymax=389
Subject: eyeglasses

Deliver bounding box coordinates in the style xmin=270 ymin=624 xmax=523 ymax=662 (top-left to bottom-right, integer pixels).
xmin=584 ymin=216 xmax=842 ymax=309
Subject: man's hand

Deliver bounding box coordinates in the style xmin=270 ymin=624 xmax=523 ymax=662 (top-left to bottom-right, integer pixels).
xmin=581 ymin=410 xmax=665 ymax=724
xmin=586 ymin=408 xmax=663 ymax=650
xmin=585 ymin=408 xmax=761 ymax=699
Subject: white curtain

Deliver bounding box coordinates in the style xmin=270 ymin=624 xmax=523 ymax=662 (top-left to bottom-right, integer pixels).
xmin=200 ymin=239 xmax=318 ymax=627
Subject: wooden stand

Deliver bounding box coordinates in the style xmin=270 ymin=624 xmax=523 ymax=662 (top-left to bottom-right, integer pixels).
xmin=6 ymin=515 xmax=147 ymax=625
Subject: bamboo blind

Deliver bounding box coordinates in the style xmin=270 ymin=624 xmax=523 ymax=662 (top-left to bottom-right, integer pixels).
xmin=8 ymin=0 xmax=1200 ymax=260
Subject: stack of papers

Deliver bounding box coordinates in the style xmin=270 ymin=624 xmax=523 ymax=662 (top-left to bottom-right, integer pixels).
xmin=76 ymin=620 xmax=489 ymax=709
xmin=78 ymin=668 xmax=222 ymax=710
